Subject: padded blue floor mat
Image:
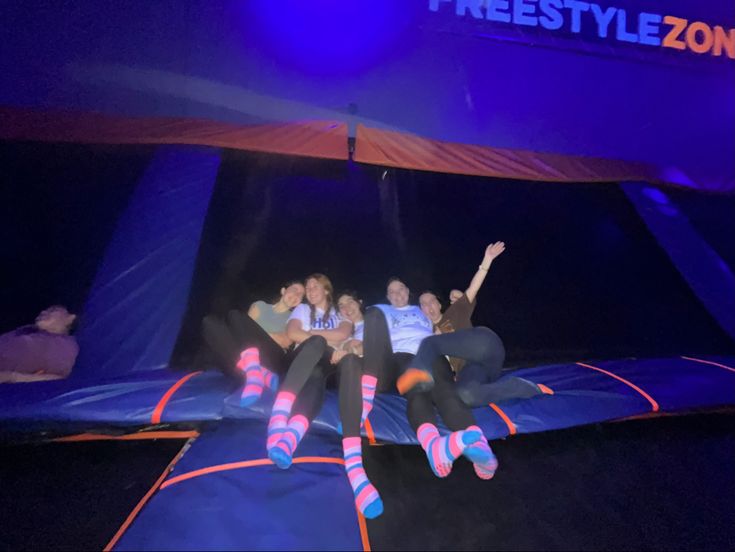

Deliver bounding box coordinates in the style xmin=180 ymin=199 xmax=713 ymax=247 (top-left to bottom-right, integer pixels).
xmin=0 ymin=356 xmax=733 ymax=444
xmin=115 ymin=420 xmax=364 ymax=551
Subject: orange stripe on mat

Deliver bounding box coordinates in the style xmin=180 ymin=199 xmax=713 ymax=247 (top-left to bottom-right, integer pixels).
xmin=53 ymin=430 xmax=199 ymax=443
xmin=104 ymin=437 xmax=195 ymax=551
xmin=681 ymin=356 xmax=735 ymax=374
xmin=489 ymin=403 xmax=517 ymax=435
xmin=160 ymin=456 xmax=345 ymax=490
xmin=151 ymin=371 xmax=203 ymax=424
xmin=357 ymin=512 xmax=371 ymax=552
xmin=576 ymin=362 xmax=659 ymax=412
xmin=364 ymin=417 xmax=377 ymax=445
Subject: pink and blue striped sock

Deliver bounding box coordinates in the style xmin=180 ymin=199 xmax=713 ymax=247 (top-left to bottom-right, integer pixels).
xmin=260 ymin=366 xmax=279 ymax=391
xmin=269 ymin=414 xmax=309 ymax=469
xmin=237 ymin=347 xmax=265 ymax=407
xmin=267 ymin=391 xmax=295 ymax=454
xmin=360 ymin=375 xmax=378 ymax=427
xmin=343 ymin=437 xmax=383 ymax=519
xmin=461 ymin=426 xmax=498 ymax=480
xmin=417 ymin=423 xmax=481 ymax=478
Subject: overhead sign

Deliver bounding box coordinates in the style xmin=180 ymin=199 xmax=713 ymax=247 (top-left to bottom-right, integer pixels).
xmin=429 ymin=0 xmax=735 ymax=60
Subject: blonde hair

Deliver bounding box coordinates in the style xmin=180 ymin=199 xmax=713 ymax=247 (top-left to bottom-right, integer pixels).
xmin=305 ymin=273 xmax=334 ymax=327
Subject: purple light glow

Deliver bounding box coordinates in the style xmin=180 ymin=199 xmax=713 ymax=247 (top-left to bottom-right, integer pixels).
xmin=237 ymin=0 xmax=418 ymax=76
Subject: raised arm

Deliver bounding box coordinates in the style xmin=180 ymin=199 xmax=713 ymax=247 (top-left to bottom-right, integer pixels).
xmin=464 ymin=241 xmax=506 ymax=304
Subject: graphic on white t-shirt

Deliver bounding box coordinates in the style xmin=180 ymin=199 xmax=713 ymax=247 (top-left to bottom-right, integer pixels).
xmin=374 ymin=304 xmax=432 ymax=355
xmin=288 ymin=303 xmax=346 ymax=332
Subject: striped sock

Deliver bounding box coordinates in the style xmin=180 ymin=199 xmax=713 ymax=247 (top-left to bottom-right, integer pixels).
xmin=237 ymin=347 xmax=264 ymax=407
xmin=269 ymin=414 xmax=309 ymax=469
xmin=261 ymin=366 xmax=279 ymax=391
xmin=417 ymin=423 xmax=480 ymax=478
xmin=267 ymin=391 xmax=295 ymax=453
xmin=343 ymin=437 xmax=383 ymax=519
xmin=360 ymin=375 xmax=378 ymax=426
xmin=462 ymin=426 xmax=498 ymax=480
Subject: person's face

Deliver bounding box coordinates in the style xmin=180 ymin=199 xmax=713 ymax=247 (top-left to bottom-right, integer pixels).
xmin=449 ymin=289 xmax=464 ymax=304
xmin=419 ymin=293 xmax=442 ymax=322
xmin=36 ymin=308 xmax=76 ymax=335
xmin=337 ymin=295 xmax=363 ymax=323
xmin=305 ymin=278 xmax=328 ymax=307
xmin=386 ymin=280 xmax=410 ymax=308
xmin=281 ymin=284 xmax=305 ymax=308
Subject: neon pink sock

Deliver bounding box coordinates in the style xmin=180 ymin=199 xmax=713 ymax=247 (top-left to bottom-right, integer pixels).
xmin=417 ymin=423 xmax=479 ymax=478
xmin=360 ymin=375 xmax=378 ymax=426
xmin=260 ymin=366 xmax=279 ymax=391
xmin=269 ymin=414 xmax=309 ymax=469
xmin=267 ymin=391 xmax=295 ymax=452
xmin=343 ymin=437 xmax=383 ymax=519
xmin=237 ymin=348 xmax=265 ymax=406
xmin=462 ymin=426 xmax=498 ymax=480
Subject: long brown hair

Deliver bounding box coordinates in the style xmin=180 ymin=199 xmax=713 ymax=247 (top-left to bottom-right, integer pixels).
xmin=305 ymin=273 xmax=334 ymax=327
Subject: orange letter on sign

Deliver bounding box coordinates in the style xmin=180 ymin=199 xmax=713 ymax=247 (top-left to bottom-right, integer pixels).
xmin=662 ymin=15 xmax=687 ymax=50
xmin=713 ymin=26 xmax=735 ymax=58
xmin=685 ymin=21 xmax=714 ymax=54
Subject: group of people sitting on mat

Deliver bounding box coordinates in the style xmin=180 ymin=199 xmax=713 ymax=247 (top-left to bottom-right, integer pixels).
xmin=201 ymin=242 xmax=546 ymax=519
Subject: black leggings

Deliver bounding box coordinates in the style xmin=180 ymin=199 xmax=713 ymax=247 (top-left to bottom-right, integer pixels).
xmin=362 ymin=307 xmax=412 ymax=392
xmin=280 ymin=335 xmax=364 ymax=427
xmin=363 ymin=307 xmax=478 ymax=433
xmin=201 ymin=310 xmax=286 ymax=381
xmin=337 ymin=352 xmax=365 ymax=439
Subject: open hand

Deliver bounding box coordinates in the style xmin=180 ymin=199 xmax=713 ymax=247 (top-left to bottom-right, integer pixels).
xmin=485 ymin=241 xmax=506 ymax=261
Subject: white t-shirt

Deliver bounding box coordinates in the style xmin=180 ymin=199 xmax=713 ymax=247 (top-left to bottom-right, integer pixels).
xmin=288 ymin=303 xmax=346 ymax=332
xmin=352 ymin=320 xmax=364 ymax=342
xmin=374 ymin=304 xmax=432 ymax=355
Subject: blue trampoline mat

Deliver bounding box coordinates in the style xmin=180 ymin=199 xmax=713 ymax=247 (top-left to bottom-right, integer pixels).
xmin=0 ymin=355 xmax=733 ymax=444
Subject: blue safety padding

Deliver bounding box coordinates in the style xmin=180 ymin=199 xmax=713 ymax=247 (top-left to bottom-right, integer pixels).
xmin=0 ymin=357 xmax=733 ymax=444
xmin=115 ymin=420 xmax=363 ymax=551
xmin=72 ymin=146 xmax=221 ymax=382
xmin=0 ymin=370 xmax=232 ymax=426
xmin=622 ymin=183 xmax=735 ymax=340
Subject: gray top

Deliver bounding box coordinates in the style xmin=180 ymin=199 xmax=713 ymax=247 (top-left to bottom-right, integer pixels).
xmin=251 ymin=300 xmax=291 ymax=334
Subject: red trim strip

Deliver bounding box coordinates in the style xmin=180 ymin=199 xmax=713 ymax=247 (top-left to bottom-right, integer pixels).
xmin=357 ymin=512 xmax=372 ymax=552
xmin=150 ymin=371 xmax=203 ymax=424
xmin=53 ymin=430 xmax=199 ymax=443
xmin=576 ymin=362 xmax=660 ymax=412
xmin=103 ymin=437 xmax=195 ymax=551
xmin=488 ymin=403 xmax=517 ymax=435
xmin=681 ymin=356 xmax=735 ymax=374
xmin=364 ymin=418 xmax=377 ymax=446
xmin=159 ymin=456 xmax=345 ymax=490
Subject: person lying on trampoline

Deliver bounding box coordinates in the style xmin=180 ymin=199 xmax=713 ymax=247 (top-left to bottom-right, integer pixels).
xmin=201 ymin=280 xmax=305 ymax=405
xmin=361 ymin=278 xmax=497 ymax=480
xmin=0 ymin=305 xmax=78 ymax=383
xmin=397 ymin=242 xmax=547 ymax=408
